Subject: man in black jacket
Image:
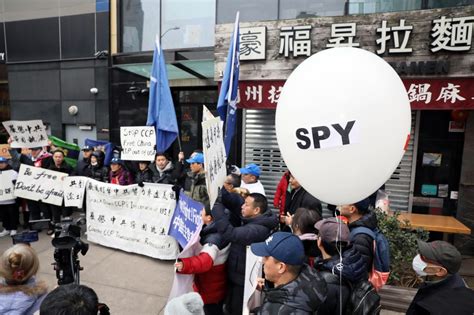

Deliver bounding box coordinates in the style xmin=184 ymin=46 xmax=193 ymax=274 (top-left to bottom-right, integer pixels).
xmin=285 ymin=174 xmax=322 ymax=217
xmin=74 ymin=145 xmax=92 ymax=176
xmin=339 ymin=198 xmax=377 ymax=272
xmin=213 ymin=193 xmax=278 ymax=315
xmin=407 ymin=240 xmax=474 ymax=314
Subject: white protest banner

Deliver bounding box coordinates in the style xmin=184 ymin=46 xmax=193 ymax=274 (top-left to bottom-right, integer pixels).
xmin=86 ymin=180 xmax=179 ymax=260
xmin=120 ymin=126 xmax=156 ymax=161
xmin=202 ymin=117 xmax=227 ymax=208
xmin=243 ymin=246 xmax=263 ymax=315
xmin=2 ymin=120 xmax=49 ymax=148
xmin=0 ymin=170 xmax=17 ymax=201
xmin=14 ymin=164 xmax=68 ymax=206
xmin=63 ymin=176 xmax=88 ymax=208
xmin=202 ymin=105 xmax=215 ymax=121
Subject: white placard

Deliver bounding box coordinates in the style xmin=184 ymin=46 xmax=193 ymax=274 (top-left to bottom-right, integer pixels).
xmin=64 ymin=176 xmax=88 ymax=208
xmin=2 ymin=120 xmax=49 ymax=148
xmin=243 ymin=246 xmax=262 ymax=315
xmin=239 ymin=26 xmax=267 ymax=61
xmin=120 ymin=126 xmax=156 ymax=161
xmin=86 ymin=180 xmax=179 ymax=260
xmin=202 ymin=105 xmax=215 ymax=122
xmin=0 ymin=170 xmax=17 ymax=201
xmin=202 ymin=117 xmax=227 ymax=208
xmin=14 ymin=164 xmax=68 ymax=206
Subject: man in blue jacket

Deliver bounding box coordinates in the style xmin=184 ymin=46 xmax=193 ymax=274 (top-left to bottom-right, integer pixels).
xmin=213 ymin=192 xmax=278 ymax=315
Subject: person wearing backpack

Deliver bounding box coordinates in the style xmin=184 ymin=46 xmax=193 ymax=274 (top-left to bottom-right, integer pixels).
xmin=339 ymin=198 xmax=391 ymax=291
xmin=315 ymin=218 xmax=368 ymax=315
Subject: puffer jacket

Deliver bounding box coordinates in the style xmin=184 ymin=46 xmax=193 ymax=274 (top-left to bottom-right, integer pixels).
xmin=316 ymin=245 xmax=367 ymax=315
xmin=184 ymin=172 xmax=209 ymax=207
xmin=0 ymin=277 xmax=48 ymax=315
xmin=213 ymin=203 xmax=278 ymax=286
xmin=257 ymin=264 xmax=327 ymax=314
xmin=348 ymin=211 xmax=378 ymax=272
xmin=149 ymin=161 xmax=176 ymax=184
xmin=178 ymin=221 xmax=230 ymax=304
xmin=135 ymin=167 xmax=153 ymax=184
xmin=85 ymin=164 xmax=109 ymax=182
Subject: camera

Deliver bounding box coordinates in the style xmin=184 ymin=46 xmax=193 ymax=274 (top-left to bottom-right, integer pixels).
xmin=52 ymin=216 xmax=89 ymax=285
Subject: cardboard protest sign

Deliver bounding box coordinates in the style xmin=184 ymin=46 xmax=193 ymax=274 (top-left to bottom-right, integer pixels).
xmin=2 ymin=120 xmax=49 ymax=148
xmin=243 ymin=246 xmax=263 ymax=315
xmin=14 ymin=164 xmax=68 ymax=206
xmin=63 ymin=176 xmax=88 ymax=208
xmin=86 ymin=180 xmax=179 ymax=260
xmin=169 ymin=190 xmax=203 ymax=248
xmin=120 ymin=126 xmax=156 ymax=161
xmin=202 ymin=117 xmax=227 ymax=208
xmin=0 ymin=170 xmax=17 ymax=201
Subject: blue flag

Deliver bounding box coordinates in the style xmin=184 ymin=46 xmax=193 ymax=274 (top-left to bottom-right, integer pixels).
xmin=84 ymin=138 xmax=113 ymax=166
xmin=217 ymin=12 xmax=240 ymax=155
xmin=146 ymin=36 xmax=179 ymax=153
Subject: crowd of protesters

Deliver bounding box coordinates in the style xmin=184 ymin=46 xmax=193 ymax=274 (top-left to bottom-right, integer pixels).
xmin=1 ymin=138 xmax=473 ymax=314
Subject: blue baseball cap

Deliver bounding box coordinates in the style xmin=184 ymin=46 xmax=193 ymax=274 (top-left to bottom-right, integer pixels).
xmin=110 ymin=157 xmax=123 ymax=165
xmin=186 ymin=153 xmax=204 ymax=164
xmin=0 ymin=157 xmax=8 ymax=163
xmin=251 ymin=232 xmax=305 ymax=265
xmin=240 ymin=163 xmax=261 ymax=177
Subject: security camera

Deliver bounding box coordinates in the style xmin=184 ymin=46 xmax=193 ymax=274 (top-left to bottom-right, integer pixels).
xmin=90 ymin=87 xmax=98 ymax=94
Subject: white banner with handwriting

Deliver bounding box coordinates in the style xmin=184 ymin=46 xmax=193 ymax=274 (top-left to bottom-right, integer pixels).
xmin=2 ymin=120 xmax=49 ymax=148
xmin=86 ymin=180 xmax=179 ymax=260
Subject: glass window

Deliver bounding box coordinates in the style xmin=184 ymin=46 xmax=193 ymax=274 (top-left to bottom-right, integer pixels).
xmin=121 ymin=0 xmax=160 ymax=52
xmin=217 ymin=0 xmax=278 ymax=24
xmin=348 ymin=0 xmax=421 ymax=14
xmin=427 ymin=0 xmax=474 ymax=9
xmin=161 ymin=0 xmax=215 ymax=50
xmin=280 ymin=0 xmax=346 ymax=19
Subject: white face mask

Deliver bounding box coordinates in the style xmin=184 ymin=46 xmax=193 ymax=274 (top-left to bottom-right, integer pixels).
xmin=412 ymin=254 xmax=428 ymax=276
xmin=91 ymin=161 xmax=98 ymax=166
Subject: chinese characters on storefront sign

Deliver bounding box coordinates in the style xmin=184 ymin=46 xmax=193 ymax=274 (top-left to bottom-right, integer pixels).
xmin=235 ymin=79 xmax=474 ymax=110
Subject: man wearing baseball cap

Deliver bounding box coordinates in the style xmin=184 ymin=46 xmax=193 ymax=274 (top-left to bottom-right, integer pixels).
xmin=250 ymin=232 xmax=327 ymax=314
xmin=240 ymin=163 xmax=265 ymax=195
xmin=407 ymin=240 xmax=474 ymax=314
xmin=183 ymin=153 xmax=209 ymax=207
xmin=74 ymin=145 xmax=93 ymax=176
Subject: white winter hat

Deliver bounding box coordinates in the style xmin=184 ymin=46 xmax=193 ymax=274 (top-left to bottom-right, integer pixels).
xmin=164 ymin=292 xmax=204 ymax=315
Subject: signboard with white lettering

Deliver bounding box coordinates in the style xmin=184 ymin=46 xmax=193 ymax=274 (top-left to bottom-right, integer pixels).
xmin=64 ymin=176 xmax=88 ymax=208
xmin=202 ymin=117 xmax=227 ymax=208
xmin=86 ymin=181 xmax=179 ymax=260
xmin=168 ymin=190 xmax=203 ymax=248
xmin=120 ymin=126 xmax=156 ymax=161
xmin=2 ymin=120 xmax=49 ymax=148
xmin=0 ymin=170 xmax=17 ymax=201
xmin=14 ymin=164 xmax=68 ymax=206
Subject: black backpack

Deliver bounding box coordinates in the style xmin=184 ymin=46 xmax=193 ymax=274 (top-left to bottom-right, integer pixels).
xmin=320 ymin=271 xmax=381 ymax=315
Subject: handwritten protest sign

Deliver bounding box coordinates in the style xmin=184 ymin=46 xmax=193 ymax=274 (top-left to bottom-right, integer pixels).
xmin=14 ymin=164 xmax=68 ymax=206
xmin=169 ymin=190 xmax=203 ymax=248
xmin=120 ymin=126 xmax=156 ymax=161
xmin=243 ymin=247 xmax=263 ymax=315
xmin=2 ymin=120 xmax=49 ymax=148
xmin=0 ymin=170 xmax=17 ymax=202
xmin=202 ymin=105 xmax=215 ymax=122
xmin=202 ymin=117 xmax=227 ymax=208
xmin=64 ymin=176 xmax=88 ymax=208
xmin=86 ymin=180 xmax=179 ymax=259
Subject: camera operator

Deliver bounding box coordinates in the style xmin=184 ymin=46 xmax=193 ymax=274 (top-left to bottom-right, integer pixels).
xmin=40 ymin=284 xmax=110 ymax=315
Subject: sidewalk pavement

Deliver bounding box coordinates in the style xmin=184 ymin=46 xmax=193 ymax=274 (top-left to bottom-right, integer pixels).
xmin=0 ymin=229 xmax=403 ymax=315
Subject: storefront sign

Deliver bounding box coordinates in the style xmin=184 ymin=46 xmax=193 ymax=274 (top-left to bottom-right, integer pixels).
xmin=234 ymin=78 xmax=474 ymax=110
xmin=240 ymin=26 xmax=266 ymax=60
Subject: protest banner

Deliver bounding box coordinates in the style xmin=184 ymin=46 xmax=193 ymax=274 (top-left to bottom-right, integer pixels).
xmin=2 ymin=120 xmax=49 ymax=148
xmin=0 ymin=170 xmax=17 ymax=201
xmin=14 ymin=164 xmax=68 ymax=206
xmin=49 ymin=136 xmax=81 ymax=168
xmin=202 ymin=117 xmax=227 ymax=208
xmin=63 ymin=176 xmax=88 ymax=208
xmin=169 ymin=190 xmax=203 ymax=248
xmin=120 ymin=126 xmax=156 ymax=161
xmin=168 ymin=223 xmax=203 ymax=302
xmin=86 ymin=180 xmax=179 ymax=259
xmin=202 ymin=105 xmax=215 ymax=121
xmin=243 ymin=246 xmax=263 ymax=315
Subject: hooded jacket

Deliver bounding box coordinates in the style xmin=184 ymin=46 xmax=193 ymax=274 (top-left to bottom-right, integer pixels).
xmin=149 ymin=161 xmax=176 ymax=184
xmin=316 ymin=245 xmax=367 ymax=315
xmin=0 ymin=277 xmax=48 ymax=315
xmin=213 ymin=203 xmax=278 ymax=286
xmin=178 ymin=221 xmax=231 ymax=304
xmin=257 ymin=264 xmax=327 ymax=315
xmin=85 ymin=162 xmax=109 ymax=183
xmin=348 ymin=211 xmax=378 ymax=272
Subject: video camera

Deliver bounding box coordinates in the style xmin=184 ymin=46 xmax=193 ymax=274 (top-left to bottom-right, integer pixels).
xmin=52 ymin=216 xmax=89 ymax=285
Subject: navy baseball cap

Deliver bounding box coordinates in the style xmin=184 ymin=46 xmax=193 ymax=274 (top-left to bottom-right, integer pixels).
xmin=186 ymin=153 xmax=204 ymax=164
xmin=0 ymin=157 xmax=7 ymax=163
xmin=240 ymin=163 xmax=261 ymax=177
xmin=82 ymin=145 xmax=93 ymax=151
xmin=251 ymin=232 xmax=305 ymax=265
xmin=110 ymin=157 xmax=123 ymax=165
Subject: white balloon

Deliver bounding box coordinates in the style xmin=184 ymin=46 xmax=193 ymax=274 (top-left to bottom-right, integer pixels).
xmin=275 ymin=47 xmax=411 ymax=205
